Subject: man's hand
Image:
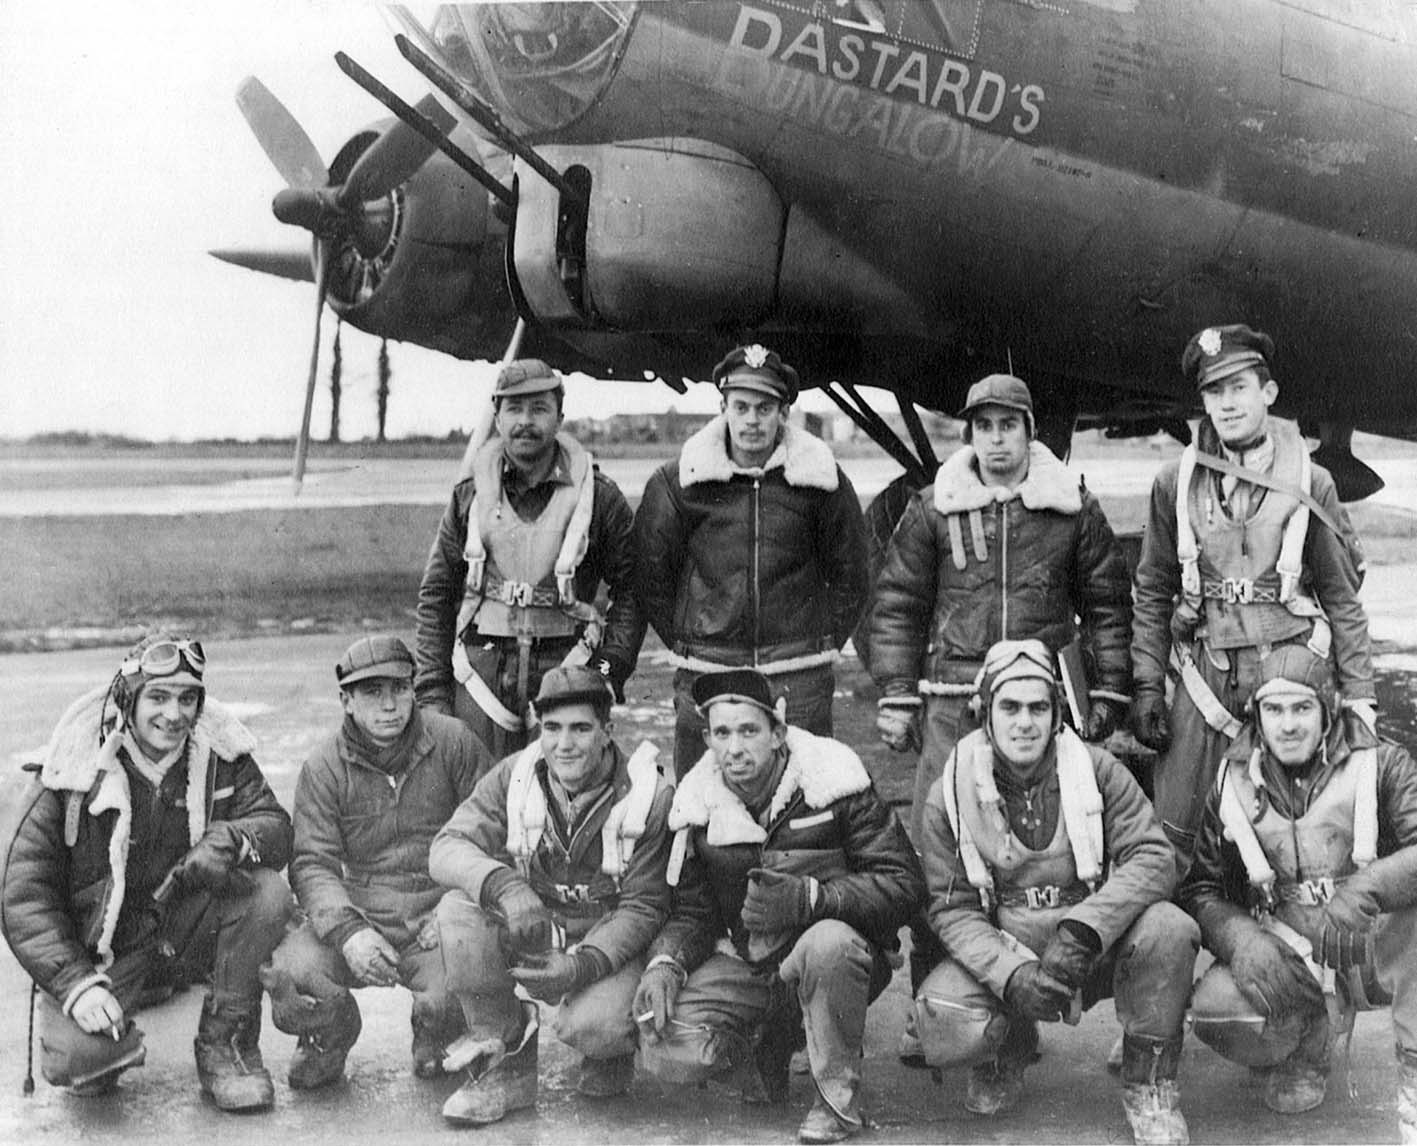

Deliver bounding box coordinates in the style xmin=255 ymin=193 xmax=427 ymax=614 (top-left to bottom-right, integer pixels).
xmin=876 ymin=704 xmax=921 ymax=753
xmin=1083 ymin=699 xmax=1124 ymax=743
xmin=510 ymin=950 xmax=600 ymax=1002
xmin=1131 ymin=691 xmax=1171 ymax=752
xmin=71 ymin=984 xmax=125 ymax=1036
xmin=633 ymin=961 xmax=685 ymax=1043
xmin=1039 ymin=921 xmax=1102 ymax=991
xmin=591 ymin=657 xmax=629 ymax=704
xmin=1229 ymin=930 xmax=1324 ymax=1017
xmin=741 ymin=868 xmax=818 ymax=934
xmin=171 ymin=824 xmax=254 ymax=896
xmin=1315 ymin=880 xmax=1381 ymax=972
xmin=491 ymin=874 xmax=553 ymax=956
xmin=1002 ymin=962 xmax=1072 ymax=1022
xmin=341 ymin=927 xmax=400 ymax=987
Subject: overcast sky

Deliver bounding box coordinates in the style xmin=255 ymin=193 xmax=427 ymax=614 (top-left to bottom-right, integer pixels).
xmin=2 ymin=1 xmax=867 ymax=442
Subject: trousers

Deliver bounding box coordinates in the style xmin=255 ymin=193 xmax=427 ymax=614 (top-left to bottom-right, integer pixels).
xmin=435 ymin=890 xmax=641 ymax=1059
xmin=1192 ymin=903 xmax=1417 ymax=1066
xmin=40 ymin=867 xmax=292 ymax=1086
xmin=915 ymin=902 xmax=1199 ymax=1070
xmin=453 ymin=635 xmax=579 ymax=759
xmin=672 ymin=664 xmax=835 ymax=779
xmin=639 ymin=920 xmax=892 ymax=1121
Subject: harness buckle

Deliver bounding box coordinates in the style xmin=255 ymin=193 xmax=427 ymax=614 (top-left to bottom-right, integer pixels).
xmin=1024 ymin=885 xmax=1062 ymax=910
xmin=1298 ymin=877 xmax=1335 ymax=906
xmin=1222 ymin=577 xmax=1254 ymax=604
xmin=500 ymin=580 xmax=535 ymax=607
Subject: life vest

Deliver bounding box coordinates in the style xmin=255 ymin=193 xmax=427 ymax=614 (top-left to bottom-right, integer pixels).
xmin=1175 ymin=418 xmax=1326 ymax=651
xmin=457 ymin=433 xmax=598 ymax=641
xmin=941 ymin=727 xmax=1105 ymax=913
xmin=504 ymin=740 xmax=661 ymax=888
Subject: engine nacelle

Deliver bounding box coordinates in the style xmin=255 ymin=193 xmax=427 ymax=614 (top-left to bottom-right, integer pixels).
xmin=325 ymin=126 xmax=515 ymax=358
xmin=511 ymin=139 xmax=783 ymax=330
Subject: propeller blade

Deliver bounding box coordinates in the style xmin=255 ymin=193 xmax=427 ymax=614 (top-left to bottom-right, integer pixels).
xmin=338 ymin=91 xmax=455 ymax=207
xmin=236 ymin=76 xmax=328 ymax=190
xmin=293 ymin=254 xmax=330 ymax=494
xmin=208 ymin=247 xmax=315 ymax=284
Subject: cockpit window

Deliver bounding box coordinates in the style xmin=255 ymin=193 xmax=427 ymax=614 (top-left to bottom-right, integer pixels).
xmin=776 ymin=0 xmax=983 ymax=57
xmin=387 ymin=3 xmax=638 ymax=135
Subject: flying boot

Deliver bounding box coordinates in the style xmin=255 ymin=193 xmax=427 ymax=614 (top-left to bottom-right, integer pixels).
xmin=964 ymin=1018 xmax=1037 ymax=1115
xmin=287 ymin=993 xmax=361 ymax=1090
xmin=1398 ymin=1049 xmax=1417 ymax=1145
xmin=194 ymin=998 xmax=275 ymax=1112
xmin=1119 ymin=1034 xmax=1189 ymax=1146
xmin=1262 ymin=1008 xmax=1333 ymax=1115
xmin=441 ymin=1001 xmax=539 ymax=1126
xmin=411 ymin=992 xmax=462 ymax=1080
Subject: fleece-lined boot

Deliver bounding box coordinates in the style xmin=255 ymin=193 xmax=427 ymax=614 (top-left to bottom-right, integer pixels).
xmin=194 ymin=1001 xmax=275 ymax=1112
xmin=1397 ymin=1050 xmax=1417 ymax=1145
xmin=1263 ymin=1055 xmax=1327 ymax=1114
xmin=964 ymin=1019 xmax=1037 ymax=1115
xmin=1119 ymin=1034 xmax=1188 ymax=1145
xmin=441 ymin=1005 xmax=539 ymax=1126
xmin=287 ymin=993 xmax=360 ymax=1090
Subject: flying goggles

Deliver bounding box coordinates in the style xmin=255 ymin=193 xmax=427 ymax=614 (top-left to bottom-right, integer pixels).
xmin=120 ymin=639 xmax=207 ymax=680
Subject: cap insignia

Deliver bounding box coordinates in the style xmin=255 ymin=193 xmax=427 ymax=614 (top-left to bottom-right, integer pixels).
xmin=1198 ymin=328 xmax=1222 ymax=357
xmin=743 ymin=344 xmax=770 ymax=369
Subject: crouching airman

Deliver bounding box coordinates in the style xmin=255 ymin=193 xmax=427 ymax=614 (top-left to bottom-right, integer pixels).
xmin=913 ymin=639 xmax=1198 ymax=1145
xmin=633 ymin=669 xmax=924 ymax=1144
xmin=1 ymin=634 xmax=293 ymax=1110
xmin=429 ymin=665 xmax=675 ymax=1126
xmin=1180 ymin=646 xmax=1417 ymax=1141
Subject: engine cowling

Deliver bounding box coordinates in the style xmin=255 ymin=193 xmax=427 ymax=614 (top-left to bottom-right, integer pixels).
xmin=323 ymin=125 xmax=515 ymax=358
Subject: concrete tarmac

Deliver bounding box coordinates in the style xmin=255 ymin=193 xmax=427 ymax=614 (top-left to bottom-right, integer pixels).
xmin=2 ymin=635 xmax=1415 ymax=1143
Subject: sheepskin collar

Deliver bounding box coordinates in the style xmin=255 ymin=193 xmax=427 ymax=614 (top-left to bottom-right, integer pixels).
xmin=37 ymin=686 xmax=255 ymax=972
xmin=678 ymin=415 xmax=839 ymax=491
xmin=668 ymin=727 xmax=870 ymax=847
xmin=933 ymin=441 xmax=1082 ymax=516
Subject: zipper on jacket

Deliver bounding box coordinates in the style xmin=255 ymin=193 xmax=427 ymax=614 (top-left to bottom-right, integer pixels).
xmin=999 ymin=502 xmax=1009 ymax=638
xmin=752 ymin=477 xmax=762 ymax=663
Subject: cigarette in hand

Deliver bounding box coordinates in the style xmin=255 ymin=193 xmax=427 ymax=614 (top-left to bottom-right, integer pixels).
xmin=109 ymin=1023 xmax=122 ymax=1042
xmin=635 ymin=1010 xmax=656 ymax=1024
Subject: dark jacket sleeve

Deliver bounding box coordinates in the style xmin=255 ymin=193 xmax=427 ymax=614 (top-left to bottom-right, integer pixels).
xmin=1130 ymin=465 xmax=1182 ymax=697
xmin=819 ymin=788 xmax=925 ymax=938
xmin=1305 ymin=469 xmax=1375 ymax=701
xmin=1070 ymin=491 xmax=1134 ymax=699
xmin=821 ymin=469 xmax=870 ymax=650
xmin=415 ymin=480 xmax=474 ymax=714
xmin=645 ymin=841 xmax=727 ymax=975
xmin=588 ymin=473 xmax=647 ymax=677
xmin=581 ymin=782 xmax=675 ymax=970
xmin=632 ymin=465 xmax=688 ymax=649
xmin=221 ymin=753 xmax=293 ymax=872
xmin=289 ymin=746 xmax=364 ymax=943
xmin=1176 ymin=786 xmax=1261 ymax=962
xmin=868 ymin=492 xmax=939 ymax=696
xmin=0 ymin=785 xmax=97 ymax=1002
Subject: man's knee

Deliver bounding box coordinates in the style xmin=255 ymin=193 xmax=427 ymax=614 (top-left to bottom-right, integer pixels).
xmin=1190 ymin=962 xmax=1308 ymax=1067
xmin=225 ymin=867 xmax=295 ymax=931
xmin=555 ymin=962 xmax=639 ymax=1059
xmin=261 ymin=921 xmax=357 ymax=1035
xmin=915 ymin=958 xmax=1002 ymax=1068
xmin=436 ymin=891 xmax=513 ymax=997
xmin=1118 ymin=902 xmax=1200 ymax=982
xmin=37 ymin=992 xmax=147 ymax=1088
xmin=781 ymin=920 xmax=871 ymax=993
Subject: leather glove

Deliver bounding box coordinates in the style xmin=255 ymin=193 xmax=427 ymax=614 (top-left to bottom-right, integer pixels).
xmin=341 ymin=927 xmax=400 ymax=987
xmin=1315 ymin=879 xmax=1381 ymax=972
xmin=1002 ymin=962 xmax=1072 ymax=1022
xmin=1131 ymin=690 xmax=1171 ymax=752
xmin=171 ymin=823 xmax=255 ymax=896
xmin=510 ymin=948 xmax=606 ymax=1002
xmin=1229 ymin=930 xmax=1324 ymax=1017
xmin=741 ymin=868 xmax=820 ymax=934
xmin=1039 ymin=920 xmax=1102 ymax=991
xmin=633 ymin=960 xmax=685 ymax=1043
xmin=591 ymin=657 xmax=630 ymax=704
xmin=876 ymin=704 xmax=921 ymax=753
xmin=70 ymin=983 xmax=126 ymax=1036
xmin=482 ymin=869 xmax=553 ymax=956
xmin=1083 ymin=698 xmax=1124 ymax=742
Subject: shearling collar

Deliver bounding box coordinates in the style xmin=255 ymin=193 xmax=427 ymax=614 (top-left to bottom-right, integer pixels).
xmin=668 ymin=727 xmax=870 ymax=847
xmin=933 ymin=441 xmax=1082 ymax=516
xmin=678 ymin=416 xmax=840 ymax=491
